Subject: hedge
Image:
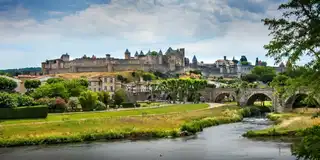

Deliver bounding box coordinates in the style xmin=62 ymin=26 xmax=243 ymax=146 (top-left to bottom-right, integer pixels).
xmin=121 ymin=102 xmax=135 ymax=108
xmin=0 ymin=105 xmax=48 ymax=119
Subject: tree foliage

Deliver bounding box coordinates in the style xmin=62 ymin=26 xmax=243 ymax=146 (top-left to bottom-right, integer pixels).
xmin=98 ymin=91 xmax=110 ymax=106
xmin=156 ymin=79 xmax=207 ymax=103
xmin=24 ymin=79 xmax=41 ymax=91
xmin=263 ymin=0 xmax=320 ymax=98
xmin=46 ymin=78 xmax=65 ymax=84
xmin=241 ymin=74 xmax=259 ymax=83
xmin=292 ymin=125 xmax=320 ymax=160
xmin=250 ymin=66 xmax=276 ymax=84
xmin=114 ymin=88 xmax=127 ymax=105
xmin=0 ymin=77 xmax=17 ymax=92
xmin=79 ymin=90 xmax=98 ymax=111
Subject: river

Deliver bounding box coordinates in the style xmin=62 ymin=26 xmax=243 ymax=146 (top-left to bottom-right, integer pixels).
xmin=0 ymin=118 xmax=297 ymax=160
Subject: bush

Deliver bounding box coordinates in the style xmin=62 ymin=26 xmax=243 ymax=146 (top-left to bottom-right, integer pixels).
xmin=35 ymin=97 xmax=55 ymax=105
xmin=0 ymin=105 xmax=48 ymax=119
xmin=95 ymin=101 xmax=107 ymax=111
xmin=135 ymin=103 xmax=141 ymax=107
xmin=0 ymin=92 xmax=17 ymax=108
xmin=15 ymin=94 xmax=35 ymax=107
xmin=79 ymin=90 xmax=98 ymax=111
xmin=67 ymin=97 xmax=81 ymax=112
xmin=121 ymin=102 xmax=135 ymax=108
xmin=292 ymin=126 xmax=320 ymax=160
xmin=48 ymin=97 xmax=67 ymax=113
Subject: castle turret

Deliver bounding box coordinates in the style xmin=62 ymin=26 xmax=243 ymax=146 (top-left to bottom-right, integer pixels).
xmin=134 ymin=51 xmax=139 ymax=59
xmin=125 ymin=49 xmax=131 ymax=59
xmin=192 ymin=55 xmax=198 ymax=68
xmin=158 ymin=50 xmax=163 ymax=64
xmin=61 ymin=53 xmax=70 ymax=61
xmin=139 ymin=51 xmax=144 ymax=56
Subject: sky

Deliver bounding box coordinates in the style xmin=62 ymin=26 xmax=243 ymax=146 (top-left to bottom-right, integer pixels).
xmin=0 ymin=0 xmax=290 ymax=69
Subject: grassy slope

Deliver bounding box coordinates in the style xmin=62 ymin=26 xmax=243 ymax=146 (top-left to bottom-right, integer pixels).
xmin=0 ymin=104 xmax=209 ymax=125
xmin=0 ymin=105 xmax=239 ymax=147
xmin=244 ymin=108 xmax=320 ymax=137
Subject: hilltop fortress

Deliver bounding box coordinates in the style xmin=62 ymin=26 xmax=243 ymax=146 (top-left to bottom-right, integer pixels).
xmin=42 ymin=47 xmax=186 ymax=74
xmin=42 ymin=47 xmax=286 ymax=77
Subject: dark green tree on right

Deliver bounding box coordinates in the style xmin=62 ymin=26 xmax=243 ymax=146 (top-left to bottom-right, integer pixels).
xmin=263 ymin=0 xmax=320 ymax=159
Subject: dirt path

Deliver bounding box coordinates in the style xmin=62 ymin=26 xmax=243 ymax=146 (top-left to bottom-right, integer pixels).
xmin=208 ymin=103 xmax=228 ymax=108
xmin=278 ymin=117 xmax=302 ymax=128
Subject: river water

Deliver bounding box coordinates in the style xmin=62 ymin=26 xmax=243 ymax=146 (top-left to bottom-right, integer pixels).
xmin=0 ymin=118 xmax=297 ymax=160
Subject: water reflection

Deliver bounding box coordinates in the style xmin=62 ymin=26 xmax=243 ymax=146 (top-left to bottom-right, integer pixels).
xmin=0 ymin=118 xmax=297 ymax=160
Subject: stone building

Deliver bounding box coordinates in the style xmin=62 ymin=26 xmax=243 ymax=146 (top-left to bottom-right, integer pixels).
xmin=88 ymin=76 xmax=117 ymax=95
xmin=41 ymin=47 xmax=186 ymax=74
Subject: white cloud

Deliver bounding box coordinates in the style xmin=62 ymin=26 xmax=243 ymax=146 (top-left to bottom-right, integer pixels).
xmin=0 ymin=0 xmax=284 ymax=68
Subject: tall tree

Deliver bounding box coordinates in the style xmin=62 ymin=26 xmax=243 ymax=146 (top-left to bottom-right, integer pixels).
xmin=263 ymin=0 xmax=320 ymax=97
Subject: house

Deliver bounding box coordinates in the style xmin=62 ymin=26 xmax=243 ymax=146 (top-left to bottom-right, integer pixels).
xmin=88 ymin=76 xmax=117 ymax=95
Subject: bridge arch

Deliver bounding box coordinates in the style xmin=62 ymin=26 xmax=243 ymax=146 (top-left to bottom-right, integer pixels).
xmin=246 ymin=93 xmax=273 ymax=106
xmin=284 ymin=93 xmax=320 ymax=109
xmin=214 ymin=92 xmax=236 ymax=103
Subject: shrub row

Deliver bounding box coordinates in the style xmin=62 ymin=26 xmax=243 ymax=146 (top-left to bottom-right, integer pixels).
xmin=180 ymin=115 xmax=243 ymax=134
xmin=0 ymin=129 xmax=179 ymax=147
xmin=0 ymin=105 xmax=48 ymax=119
xmin=121 ymin=102 xmax=136 ymax=108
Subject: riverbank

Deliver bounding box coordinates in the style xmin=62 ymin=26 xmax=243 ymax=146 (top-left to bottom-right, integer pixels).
xmin=243 ymin=108 xmax=320 ymax=138
xmin=0 ymin=104 xmax=253 ymax=147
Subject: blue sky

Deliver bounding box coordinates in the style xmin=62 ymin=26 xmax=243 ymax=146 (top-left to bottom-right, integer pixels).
xmin=0 ymin=0 xmax=288 ymax=69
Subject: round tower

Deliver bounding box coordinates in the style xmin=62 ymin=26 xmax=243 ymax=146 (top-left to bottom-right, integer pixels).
xmin=124 ymin=49 xmax=131 ymax=59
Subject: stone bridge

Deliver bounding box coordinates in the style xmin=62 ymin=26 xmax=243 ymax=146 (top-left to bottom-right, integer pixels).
xmin=127 ymin=88 xmax=320 ymax=113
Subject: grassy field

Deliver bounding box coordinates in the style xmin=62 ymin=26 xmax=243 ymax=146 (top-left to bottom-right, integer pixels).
xmin=244 ymin=108 xmax=320 ymax=137
xmin=0 ymin=104 xmax=240 ymax=147
xmin=0 ymin=104 xmax=209 ymax=125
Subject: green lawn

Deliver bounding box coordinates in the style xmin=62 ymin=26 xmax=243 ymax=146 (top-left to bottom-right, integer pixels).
xmin=0 ymin=103 xmax=209 ymax=125
xmin=0 ymin=105 xmax=240 ymax=147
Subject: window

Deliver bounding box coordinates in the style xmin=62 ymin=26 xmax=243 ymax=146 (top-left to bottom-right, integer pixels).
xmin=109 ymin=78 xmax=113 ymax=83
xmin=110 ymin=86 xmax=113 ymax=92
xmin=104 ymin=78 xmax=108 ymax=82
xmin=104 ymin=86 xmax=107 ymax=91
xmin=98 ymin=88 xmax=101 ymax=91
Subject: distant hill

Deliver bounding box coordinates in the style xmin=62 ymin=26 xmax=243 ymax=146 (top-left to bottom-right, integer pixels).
xmin=0 ymin=67 xmax=42 ymax=76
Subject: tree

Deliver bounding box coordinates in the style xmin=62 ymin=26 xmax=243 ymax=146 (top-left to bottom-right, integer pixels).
xmin=250 ymin=66 xmax=276 ymax=84
xmin=63 ymin=79 xmax=88 ymax=97
xmin=241 ymin=74 xmax=259 ymax=83
xmin=46 ymin=78 xmax=65 ymax=84
xmin=0 ymin=77 xmax=17 ymax=92
xmin=114 ymin=88 xmax=127 ymax=105
xmin=240 ymin=56 xmax=248 ymax=62
xmin=79 ymin=90 xmax=98 ymax=111
xmin=263 ymin=0 xmax=320 ymax=99
xmin=31 ymin=82 xmax=69 ymax=99
xmin=98 ymin=91 xmax=110 ymax=106
xmin=24 ymin=79 xmax=41 ymax=92
xmin=142 ymin=73 xmax=153 ymax=81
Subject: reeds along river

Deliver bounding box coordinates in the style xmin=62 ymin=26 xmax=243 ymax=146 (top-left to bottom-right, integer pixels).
xmin=0 ymin=118 xmax=296 ymax=160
